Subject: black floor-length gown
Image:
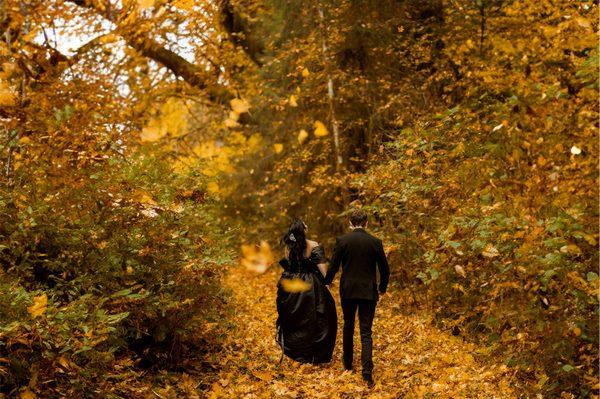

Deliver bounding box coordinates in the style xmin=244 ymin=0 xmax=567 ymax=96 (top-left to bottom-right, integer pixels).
xmin=276 ymin=246 xmax=337 ymax=364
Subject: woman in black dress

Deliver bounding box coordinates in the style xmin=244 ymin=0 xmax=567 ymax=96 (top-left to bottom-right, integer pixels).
xmin=276 ymin=219 xmax=337 ymax=364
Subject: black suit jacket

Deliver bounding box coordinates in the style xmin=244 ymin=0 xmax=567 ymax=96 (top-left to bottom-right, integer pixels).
xmin=324 ymin=228 xmax=390 ymax=301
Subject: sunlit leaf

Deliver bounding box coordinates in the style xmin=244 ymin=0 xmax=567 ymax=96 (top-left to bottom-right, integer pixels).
xmin=274 ymin=143 xmax=283 ymax=154
xmin=230 ymin=98 xmax=250 ymax=114
xmin=27 ymin=294 xmax=47 ymax=318
xmin=297 ymin=129 xmax=309 ymax=144
xmin=313 ymin=120 xmax=329 ymax=137
xmin=289 ymin=95 xmax=298 ymax=107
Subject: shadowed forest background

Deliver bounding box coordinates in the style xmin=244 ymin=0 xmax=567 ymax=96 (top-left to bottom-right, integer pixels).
xmin=0 ymin=0 xmax=598 ymax=398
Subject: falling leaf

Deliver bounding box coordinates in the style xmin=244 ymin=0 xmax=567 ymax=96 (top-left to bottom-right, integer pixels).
xmin=481 ymin=243 xmax=499 ymax=258
xmin=313 ymin=120 xmax=329 ymax=137
xmin=289 ymin=95 xmax=298 ymax=107
xmin=570 ymin=146 xmax=581 ymax=155
xmin=240 ymin=241 xmax=274 ymax=273
xmin=454 ymin=265 xmax=466 ymax=278
xmin=301 ymin=67 xmax=310 ymax=77
xmin=230 ymin=98 xmax=250 ymax=114
xmin=297 ymin=129 xmax=309 ymax=144
xmin=27 ymin=294 xmax=47 ymax=318
xmin=274 ymin=143 xmax=283 ymax=154
xmin=280 ymin=278 xmax=311 ymax=293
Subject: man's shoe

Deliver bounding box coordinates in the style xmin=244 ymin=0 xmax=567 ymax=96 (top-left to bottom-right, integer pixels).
xmin=362 ymin=374 xmax=374 ymax=388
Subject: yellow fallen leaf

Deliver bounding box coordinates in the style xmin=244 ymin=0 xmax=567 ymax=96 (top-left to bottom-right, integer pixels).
xmin=27 ymin=294 xmax=47 ymax=318
xmin=482 ymin=243 xmax=499 ymax=258
xmin=454 ymin=265 xmax=466 ymax=278
xmin=313 ymin=120 xmax=329 ymax=137
xmin=280 ymin=278 xmax=311 ymax=293
xmin=297 ymin=129 xmax=308 ymax=144
xmin=240 ymin=241 xmax=274 ymax=273
xmin=274 ymin=143 xmax=283 ymax=154
xmin=301 ymin=67 xmax=310 ymax=77
xmin=289 ymin=95 xmax=298 ymax=107
xmin=230 ymin=98 xmax=250 ymax=114
xmin=252 ymin=369 xmax=274 ymax=381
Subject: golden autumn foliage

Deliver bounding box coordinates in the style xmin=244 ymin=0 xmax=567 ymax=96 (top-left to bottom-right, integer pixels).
xmin=0 ymin=0 xmax=597 ymax=397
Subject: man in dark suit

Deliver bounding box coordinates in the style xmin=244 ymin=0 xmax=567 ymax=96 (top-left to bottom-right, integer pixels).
xmin=324 ymin=209 xmax=390 ymax=387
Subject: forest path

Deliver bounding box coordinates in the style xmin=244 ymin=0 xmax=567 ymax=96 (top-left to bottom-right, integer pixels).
xmin=206 ymin=264 xmax=520 ymax=399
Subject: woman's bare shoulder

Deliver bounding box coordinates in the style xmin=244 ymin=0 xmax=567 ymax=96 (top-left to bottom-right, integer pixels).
xmin=306 ymin=238 xmax=319 ymax=251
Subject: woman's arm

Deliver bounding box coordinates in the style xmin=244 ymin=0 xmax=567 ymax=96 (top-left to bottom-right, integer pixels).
xmin=317 ymin=263 xmax=327 ymax=277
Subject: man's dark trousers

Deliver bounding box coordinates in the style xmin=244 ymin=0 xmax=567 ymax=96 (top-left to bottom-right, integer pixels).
xmin=341 ymin=298 xmax=376 ymax=375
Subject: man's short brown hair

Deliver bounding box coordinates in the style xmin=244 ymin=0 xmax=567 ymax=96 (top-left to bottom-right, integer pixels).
xmin=349 ymin=209 xmax=368 ymax=227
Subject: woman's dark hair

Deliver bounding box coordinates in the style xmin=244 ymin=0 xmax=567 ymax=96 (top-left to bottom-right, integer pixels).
xmin=282 ymin=218 xmax=307 ymax=268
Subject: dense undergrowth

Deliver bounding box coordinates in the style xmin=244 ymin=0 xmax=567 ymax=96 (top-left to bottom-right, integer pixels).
xmin=0 ymin=148 xmax=233 ymax=397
